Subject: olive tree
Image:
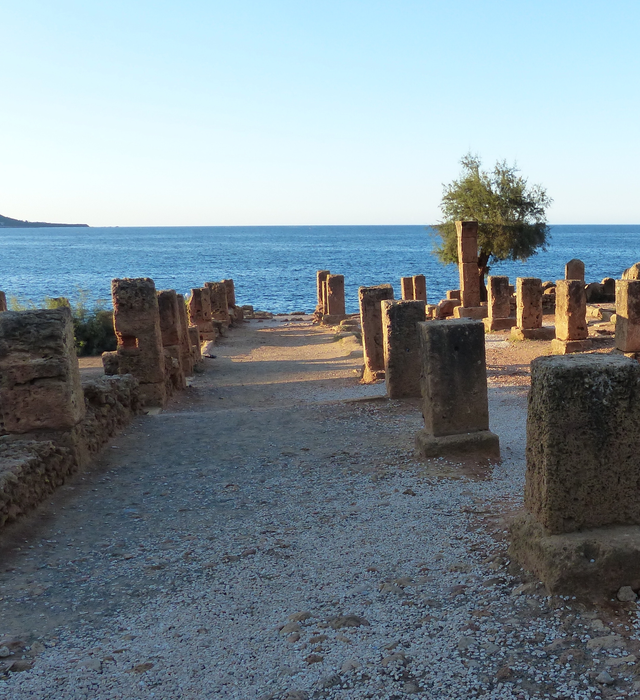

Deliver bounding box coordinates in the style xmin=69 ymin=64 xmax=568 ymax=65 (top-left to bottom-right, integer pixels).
xmin=433 ymin=154 xmax=552 ymax=296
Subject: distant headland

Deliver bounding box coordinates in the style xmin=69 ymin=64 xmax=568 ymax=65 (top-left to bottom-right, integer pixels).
xmin=0 ymin=213 xmax=89 ymax=228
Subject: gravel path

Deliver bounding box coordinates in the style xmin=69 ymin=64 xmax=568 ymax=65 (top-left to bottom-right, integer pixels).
xmin=2 ymin=319 xmax=640 ymax=699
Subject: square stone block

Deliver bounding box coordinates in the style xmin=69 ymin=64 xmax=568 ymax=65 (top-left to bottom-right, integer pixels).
xmin=550 ymin=338 xmax=593 ymax=355
xmin=415 ymin=429 xmax=500 ymax=462
xmin=453 ymin=306 xmax=487 ymax=320
xmin=555 ymin=279 xmax=587 ymax=341
xmin=615 ymin=279 xmax=640 ymax=353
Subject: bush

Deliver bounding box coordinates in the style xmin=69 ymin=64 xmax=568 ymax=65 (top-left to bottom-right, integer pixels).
xmin=9 ymin=290 xmax=117 ymax=356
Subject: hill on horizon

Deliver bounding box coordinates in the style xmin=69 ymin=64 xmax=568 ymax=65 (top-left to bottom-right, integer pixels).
xmin=0 ymin=213 xmax=88 ymax=228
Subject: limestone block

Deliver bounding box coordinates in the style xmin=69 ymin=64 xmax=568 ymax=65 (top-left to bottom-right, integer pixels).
xmin=206 ymin=283 xmax=230 ymax=325
xmin=0 ymin=292 xmax=6 ymax=313
xmin=400 ymin=277 xmax=414 ymax=300
xmin=615 ymin=280 xmax=640 ymax=353
xmin=622 ymin=263 xmax=640 ymax=280
xmin=416 ymin=430 xmax=500 ymax=462
xmin=381 ymin=300 xmax=426 ymax=399
xmin=453 ymin=306 xmax=487 ymax=320
xmin=0 ymin=308 xmax=86 ymax=433
xmin=114 ymin=347 xmax=165 ymax=385
xmin=487 ymin=276 xmax=511 ymax=320
xmin=416 ymin=319 xmax=496 ymax=445
xmin=510 ymin=327 xmax=555 ymax=341
xmin=601 ymin=277 xmax=616 ymax=300
xmin=435 ymin=299 xmax=459 ymax=319
xmin=157 ymin=290 xmax=181 ymax=347
xmin=484 ymin=317 xmax=517 ymax=332
xmin=222 ymin=279 xmax=236 ymax=307
xmin=327 ymin=275 xmax=346 ymax=316
xmin=554 ymin=279 xmax=587 ymax=341
xmin=188 ymin=326 xmax=202 ymax=362
xmin=359 ymin=285 xmax=394 ymax=383
xmin=164 ymin=346 xmax=186 ymax=391
xmin=102 ymin=351 xmax=119 ymax=375
xmin=446 ymin=290 xmax=461 ymax=300
xmin=516 ymin=278 xmax=542 ymax=330
xmin=550 ymin=338 xmax=593 ymax=355
xmin=525 ymin=354 xmax=640 ymax=534
xmin=459 ymin=263 xmax=480 ymax=308
xmin=316 ymin=270 xmax=330 ymax=308
xmin=188 ymin=288 xmax=215 ymax=341
xmin=456 ymin=220 xmax=478 ymax=264
xmin=176 ymin=294 xmax=194 ymax=376
xmin=412 ymin=275 xmax=427 ymax=302
xmin=509 ymin=512 xmax=640 ymax=598
xmin=565 ymin=259 xmax=585 ymax=281
xmin=417 ymin=319 xmax=489 ymax=436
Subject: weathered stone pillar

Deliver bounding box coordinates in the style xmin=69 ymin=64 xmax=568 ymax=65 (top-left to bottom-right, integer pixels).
xmin=484 ymin=276 xmax=516 ymax=331
xmin=412 ymin=275 xmax=427 ymax=302
xmin=359 ymin=285 xmax=394 ymax=383
xmin=110 ymin=278 xmax=166 ymax=408
xmin=0 ymin=292 xmax=6 ymax=313
xmin=511 ymin=277 xmax=554 ymax=340
xmin=188 ymin=326 xmax=202 ymax=363
xmin=381 ymin=300 xmax=426 ymax=398
xmin=206 ymin=282 xmax=231 ymax=326
xmin=176 ymin=293 xmax=195 ymax=376
xmin=401 ymin=277 xmax=414 ymax=300
xmin=509 ymin=355 xmax=640 ymax=596
xmin=551 ymin=279 xmax=590 ymax=354
xmin=326 ymin=274 xmax=346 ymax=317
xmin=0 ymin=307 xmax=86 ymax=432
xmin=615 ymin=280 xmax=640 ymax=353
xmin=415 ymin=319 xmax=499 ymax=461
xmin=222 ymin=279 xmax=236 ymax=307
xmin=317 ymin=270 xmax=330 ymax=311
xmin=453 ymin=221 xmax=486 ymax=319
xmin=187 ymin=288 xmax=216 ymax=342
xmin=565 ymin=259 xmax=585 ymax=281
xmin=157 ymin=290 xmax=186 ymax=392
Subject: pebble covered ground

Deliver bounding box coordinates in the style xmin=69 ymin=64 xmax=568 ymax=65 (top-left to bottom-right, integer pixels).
xmin=2 ymin=319 xmax=639 ymax=700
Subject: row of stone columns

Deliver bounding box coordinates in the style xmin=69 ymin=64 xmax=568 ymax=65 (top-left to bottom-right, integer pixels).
xmin=400 ymin=275 xmax=427 ymax=302
xmin=316 ymin=270 xmax=346 ymax=319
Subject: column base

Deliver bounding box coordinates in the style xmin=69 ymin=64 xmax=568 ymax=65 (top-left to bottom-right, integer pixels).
xmin=362 ymin=367 xmax=385 ymax=383
xmin=483 ymin=317 xmax=517 ymax=332
xmin=415 ymin=429 xmax=500 ymax=462
xmin=453 ymin=306 xmax=488 ymax=320
xmin=510 ymin=327 xmax=556 ymax=341
xmin=551 ymin=338 xmax=592 ymax=354
xmin=509 ymin=512 xmax=640 ymax=599
xmin=322 ymin=314 xmax=348 ymax=325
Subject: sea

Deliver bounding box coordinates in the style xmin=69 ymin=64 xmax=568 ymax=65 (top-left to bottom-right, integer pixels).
xmin=1 ymin=225 xmax=639 ymax=314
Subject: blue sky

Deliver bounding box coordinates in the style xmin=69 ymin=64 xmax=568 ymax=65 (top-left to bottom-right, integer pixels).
xmin=1 ymin=0 xmax=638 ymax=226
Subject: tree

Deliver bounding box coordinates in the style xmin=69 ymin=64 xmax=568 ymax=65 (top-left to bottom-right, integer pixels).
xmin=433 ymin=154 xmax=552 ymax=298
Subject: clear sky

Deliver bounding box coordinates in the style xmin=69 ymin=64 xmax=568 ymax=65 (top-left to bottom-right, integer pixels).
xmin=1 ymin=0 xmax=639 ymax=226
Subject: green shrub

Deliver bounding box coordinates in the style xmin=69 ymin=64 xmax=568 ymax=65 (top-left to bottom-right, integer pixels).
xmin=9 ymin=290 xmax=116 ymax=356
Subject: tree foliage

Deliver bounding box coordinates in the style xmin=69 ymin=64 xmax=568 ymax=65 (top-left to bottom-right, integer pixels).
xmin=433 ymin=154 xmax=552 ymax=277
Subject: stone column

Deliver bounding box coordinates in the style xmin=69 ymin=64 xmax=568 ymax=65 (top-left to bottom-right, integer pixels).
xmin=453 ymin=221 xmax=486 ymax=319
xmin=484 ymin=276 xmax=516 ymax=331
xmin=381 ymin=300 xmax=426 ymax=398
xmin=188 ymin=326 xmax=202 ymax=363
xmin=415 ymin=319 xmax=499 ymax=461
xmin=359 ymin=285 xmax=394 ymax=383
xmin=551 ymin=279 xmax=590 ymax=354
xmin=157 ymin=290 xmax=186 ymax=392
xmin=110 ymin=278 xmax=166 ymax=408
xmin=176 ymin=293 xmax=195 ymax=375
xmin=511 ymin=277 xmax=554 ymax=340
xmin=0 ymin=307 xmax=86 ymax=432
xmin=187 ymin=288 xmax=216 ymax=342
xmin=615 ymin=280 xmax=640 ymax=353
xmin=222 ymin=279 xmax=236 ymax=307
xmin=0 ymin=292 xmax=6 ymax=312
xmin=317 ymin=270 xmax=330 ymax=311
xmin=326 ymin=274 xmax=346 ymax=317
xmin=565 ymin=259 xmax=585 ymax=281
xmin=509 ymin=355 xmax=640 ymax=596
xmin=206 ymin=282 xmax=231 ymax=327
xmin=401 ymin=277 xmax=414 ymax=300
xmin=412 ymin=275 xmax=427 ymax=302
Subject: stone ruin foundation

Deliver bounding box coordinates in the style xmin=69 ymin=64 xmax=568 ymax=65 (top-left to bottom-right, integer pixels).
xmin=453 ymin=221 xmax=487 ymax=320
xmin=551 ymin=279 xmax=590 ymax=354
xmin=401 ymin=277 xmax=414 ymax=300
xmin=484 ymin=275 xmax=516 ymax=332
xmin=381 ymin=300 xmax=426 ymax=399
xmin=415 ymin=319 xmax=500 ymax=461
xmin=104 ymin=277 xmax=166 ymax=408
xmin=510 ymin=277 xmax=555 ymax=341
xmin=206 ymin=282 xmax=231 ymax=328
xmin=509 ymin=355 xmax=640 ymax=597
xmin=615 ymin=279 xmax=640 ymax=354
xmin=359 ymin=285 xmax=394 ymax=383
xmin=412 ymin=275 xmax=427 ymax=303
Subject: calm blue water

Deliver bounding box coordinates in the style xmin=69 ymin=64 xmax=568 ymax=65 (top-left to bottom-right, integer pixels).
xmin=1 ymin=225 xmax=639 ymax=314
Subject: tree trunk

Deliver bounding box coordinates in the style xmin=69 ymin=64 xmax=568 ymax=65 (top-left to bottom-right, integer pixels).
xmin=478 ymin=251 xmax=490 ymax=303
